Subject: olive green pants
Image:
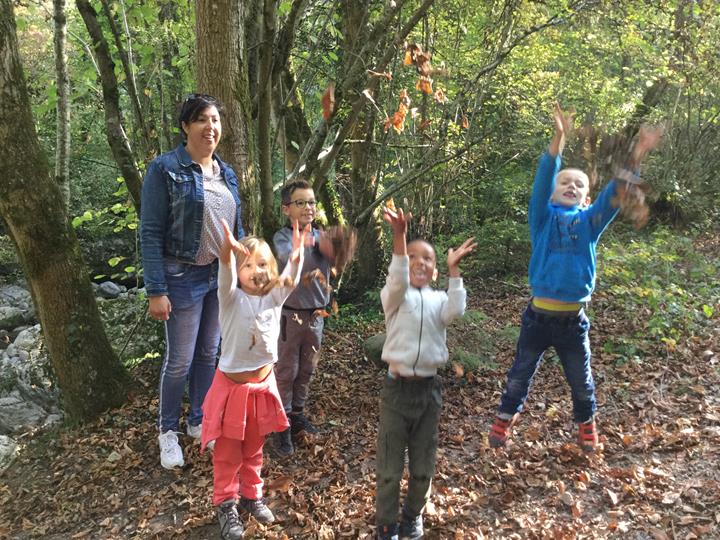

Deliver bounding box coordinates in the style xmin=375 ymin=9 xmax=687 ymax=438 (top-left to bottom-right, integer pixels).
xmin=375 ymin=374 xmax=442 ymax=526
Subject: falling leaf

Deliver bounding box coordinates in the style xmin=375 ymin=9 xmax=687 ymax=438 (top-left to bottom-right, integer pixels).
xmin=292 ymin=313 xmax=303 ymax=325
xmin=433 ymin=88 xmax=447 ymax=103
xmin=415 ymin=76 xmax=433 ymax=95
xmin=418 ymin=119 xmax=432 ymax=131
xmin=461 ymin=114 xmax=469 ymax=129
xmin=452 ymin=362 xmax=465 ymax=378
xmin=313 ymin=309 xmax=330 ymax=318
xmin=321 ymin=82 xmax=335 ymax=121
xmin=362 ymin=89 xmax=376 ymax=104
xmin=385 ymin=198 xmax=397 ymax=213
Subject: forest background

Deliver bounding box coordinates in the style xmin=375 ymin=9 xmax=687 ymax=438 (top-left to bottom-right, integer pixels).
xmin=0 ymin=0 xmax=719 ymax=538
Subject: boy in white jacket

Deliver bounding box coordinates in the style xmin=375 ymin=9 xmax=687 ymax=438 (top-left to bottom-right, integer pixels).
xmin=375 ymin=204 xmax=476 ymax=540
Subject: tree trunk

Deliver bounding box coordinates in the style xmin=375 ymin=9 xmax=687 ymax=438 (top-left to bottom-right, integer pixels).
xmin=53 ymin=0 xmax=70 ymax=212
xmin=77 ymin=0 xmax=143 ymax=212
xmin=196 ymin=0 xmax=258 ymax=232
xmin=257 ymin=0 xmax=278 ymax=240
xmin=157 ymin=0 xmax=184 ymax=152
xmin=342 ymin=0 xmax=383 ymax=296
xmin=0 ymin=0 xmax=129 ymax=423
xmin=99 ymin=0 xmax=156 ymax=158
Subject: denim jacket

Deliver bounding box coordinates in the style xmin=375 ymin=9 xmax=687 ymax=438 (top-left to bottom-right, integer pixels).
xmin=140 ymin=144 xmax=245 ymax=296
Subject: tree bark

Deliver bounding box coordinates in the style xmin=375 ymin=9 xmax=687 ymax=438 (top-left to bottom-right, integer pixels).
xmin=0 ymin=0 xmax=129 ymax=423
xmin=342 ymin=0 xmax=382 ymax=295
xmin=53 ymin=0 xmax=70 ymax=212
xmin=196 ymin=0 xmax=258 ymax=232
xmin=77 ymin=0 xmax=143 ymax=212
xmin=157 ymin=0 xmax=184 ymax=152
xmin=257 ymin=0 xmax=278 ymax=240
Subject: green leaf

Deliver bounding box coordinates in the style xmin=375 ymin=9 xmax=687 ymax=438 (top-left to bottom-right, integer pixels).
xmin=702 ymin=304 xmax=714 ymax=318
xmin=108 ymin=256 xmax=125 ymax=268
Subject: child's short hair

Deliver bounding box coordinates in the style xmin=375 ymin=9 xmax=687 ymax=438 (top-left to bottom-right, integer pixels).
xmin=281 ymin=180 xmax=313 ymax=205
xmin=556 ymin=168 xmax=590 ymax=186
xmin=238 ymin=236 xmax=293 ymax=292
xmin=407 ymin=238 xmax=436 ymax=258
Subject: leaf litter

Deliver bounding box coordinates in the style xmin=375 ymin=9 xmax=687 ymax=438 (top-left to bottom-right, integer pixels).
xmin=0 ymin=246 xmax=719 ymax=539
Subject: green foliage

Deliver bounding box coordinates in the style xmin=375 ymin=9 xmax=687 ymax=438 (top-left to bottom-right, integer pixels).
xmin=600 ymin=228 xmax=719 ymax=344
xmin=448 ymin=310 xmax=520 ymax=374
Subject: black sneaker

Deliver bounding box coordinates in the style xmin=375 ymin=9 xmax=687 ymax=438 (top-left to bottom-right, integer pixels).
xmin=273 ymin=427 xmax=294 ymax=458
xmin=217 ymin=500 xmax=244 ymax=540
xmin=290 ymin=412 xmax=317 ymax=435
xmin=377 ymin=523 xmax=399 ymax=540
xmin=238 ymin=496 xmax=275 ymax=524
xmin=399 ymin=510 xmax=423 ymax=539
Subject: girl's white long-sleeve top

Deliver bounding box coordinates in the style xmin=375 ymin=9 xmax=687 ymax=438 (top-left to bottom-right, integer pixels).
xmin=380 ymin=254 xmax=466 ymax=377
xmin=217 ymin=249 xmax=303 ymax=373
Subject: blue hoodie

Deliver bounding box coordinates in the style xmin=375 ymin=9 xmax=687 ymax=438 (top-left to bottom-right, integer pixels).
xmin=527 ymin=152 xmax=620 ymax=302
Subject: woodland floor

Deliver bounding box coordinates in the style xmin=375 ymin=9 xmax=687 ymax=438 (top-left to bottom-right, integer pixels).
xmin=1 ymin=274 xmax=719 ymax=539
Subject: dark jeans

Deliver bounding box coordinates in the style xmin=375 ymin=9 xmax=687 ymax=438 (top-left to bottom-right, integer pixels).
xmin=375 ymin=374 xmax=442 ymax=526
xmin=498 ymin=305 xmax=595 ymax=423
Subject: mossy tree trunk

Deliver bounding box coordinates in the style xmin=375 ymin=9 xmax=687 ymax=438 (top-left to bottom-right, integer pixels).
xmin=0 ymin=0 xmax=130 ymax=423
xmin=196 ymin=0 xmax=258 ymax=232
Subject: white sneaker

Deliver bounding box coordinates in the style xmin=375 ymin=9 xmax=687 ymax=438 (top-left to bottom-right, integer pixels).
xmin=158 ymin=430 xmax=184 ymax=469
xmin=186 ymin=423 xmax=202 ymax=439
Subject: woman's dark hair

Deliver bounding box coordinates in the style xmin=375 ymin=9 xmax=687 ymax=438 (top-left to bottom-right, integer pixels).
xmin=178 ymin=93 xmax=224 ymax=139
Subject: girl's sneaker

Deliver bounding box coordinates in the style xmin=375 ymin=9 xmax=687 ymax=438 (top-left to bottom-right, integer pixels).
xmin=186 ymin=422 xmax=202 ymax=439
xmin=238 ymin=497 xmax=275 ymax=524
xmin=577 ymin=419 xmax=598 ymax=453
xmin=158 ymin=430 xmax=184 ymax=469
xmin=488 ymin=413 xmax=519 ymax=448
xmin=217 ymin=500 xmax=243 ymax=540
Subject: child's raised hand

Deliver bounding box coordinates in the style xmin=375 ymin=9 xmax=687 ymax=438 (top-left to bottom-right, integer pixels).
xmin=447 ymin=237 xmax=477 ymax=277
xmin=382 ymin=203 xmax=412 ymax=237
xmin=553 ymin=102 xmax=575 ymax=137
xmin=291 ymin=219 xmax=311 ymax=263
xmin=220 ymin=218 xmax=249 ymax=264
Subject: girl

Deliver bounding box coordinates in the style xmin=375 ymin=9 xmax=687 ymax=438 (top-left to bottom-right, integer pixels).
xmin=201 ymin=218 xmax=307 ymax=540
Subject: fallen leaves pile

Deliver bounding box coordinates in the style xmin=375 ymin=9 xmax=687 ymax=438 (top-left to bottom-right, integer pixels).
xmin=1 ymin=246 xmax=719 ymax=538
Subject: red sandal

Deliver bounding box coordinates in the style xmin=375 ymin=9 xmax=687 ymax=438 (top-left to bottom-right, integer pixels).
xmin=488 ymin=413 xmax=519 ymax=448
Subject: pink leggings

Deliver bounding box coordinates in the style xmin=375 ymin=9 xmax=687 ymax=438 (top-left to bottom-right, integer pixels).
xmin=212 ymin=397 xmax=266 ymax=505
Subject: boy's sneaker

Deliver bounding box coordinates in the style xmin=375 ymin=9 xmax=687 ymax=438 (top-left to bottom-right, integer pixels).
xmin=290 ymin=412 xmax=317 ymax=435
xmin=273 ymin=428 xmax=294 ymax=458
xmin=238 ymin=496 xmax=275 ymax=524
xmin=488 ymin=413 xmax=519 ymax=448
xmin=377 ymin=523 xmax=399 ymax=540
xmin=399 ymin=510 xmax=423 ymax=539
xmin=217 ymin=500 xmax=243 ymax=540
xmin=186 ymin=422 xmax=202 ymax=439
xmin=158 ymin=430 xmax=184 ymax=469
xmin=577 ymin=418 xmax=599 ymax=453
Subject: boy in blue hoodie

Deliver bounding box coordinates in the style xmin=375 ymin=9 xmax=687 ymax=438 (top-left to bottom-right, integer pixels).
xmin=488 ymin=103 xmax=662 ymax=453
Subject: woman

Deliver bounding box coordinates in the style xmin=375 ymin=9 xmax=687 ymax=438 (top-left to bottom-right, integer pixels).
xmin=140 ymin=93 xmax=245 ymax=469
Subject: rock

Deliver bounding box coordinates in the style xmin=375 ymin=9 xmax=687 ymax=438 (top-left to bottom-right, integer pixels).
xmin=0 ymin=284 xmax=35 ymax=325
xmin=363 ymin=333 xmax=386 ymax=370
xmin=0 ymin=306 xmax=25 ymax=330
xmin=702 ymin=350 xmax=714 ymax=360
xmin=0 ymin=324 xmax=60 ymax=434
xmin=97 ymin=281 xmax=123 ymax=299
xmin=0 ymin=435 xmax=17 ymax=474
xmin=0 ymin=391 xmax=49 ymax=434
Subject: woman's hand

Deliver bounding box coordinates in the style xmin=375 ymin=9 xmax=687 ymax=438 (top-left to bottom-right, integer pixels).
xmin=148 ymin=295 xmax=172 ymax=321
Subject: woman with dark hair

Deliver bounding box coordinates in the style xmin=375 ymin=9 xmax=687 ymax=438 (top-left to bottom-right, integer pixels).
xmin=140 ymin=93 xmax=245 ymax=469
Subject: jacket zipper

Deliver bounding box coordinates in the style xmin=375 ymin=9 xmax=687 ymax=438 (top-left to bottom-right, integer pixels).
xmin=412 ymin=288 xmax=424 ymax=376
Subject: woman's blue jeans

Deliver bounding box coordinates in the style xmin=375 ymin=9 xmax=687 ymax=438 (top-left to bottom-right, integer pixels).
xmin=498 ymin=305 xmax=596 ymax=423
xmin=158 ymin=260 xmax=220 ymax=433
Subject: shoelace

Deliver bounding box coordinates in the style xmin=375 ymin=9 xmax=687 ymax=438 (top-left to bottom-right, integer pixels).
xmin=220 ymin=505 xmax=241 ymax=530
